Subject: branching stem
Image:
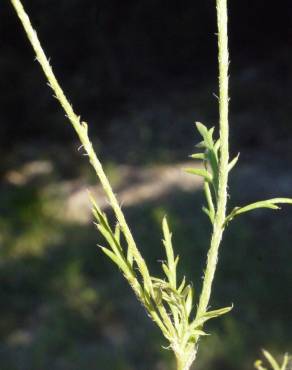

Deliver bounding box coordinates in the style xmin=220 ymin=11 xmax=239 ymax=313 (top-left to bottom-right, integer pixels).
xmin=9 ymin=1 xmax=231 ymax=369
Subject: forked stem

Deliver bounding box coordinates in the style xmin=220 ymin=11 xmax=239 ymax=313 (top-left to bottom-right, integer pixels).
xmin=9 ymin=1 xmax=230 ymax=370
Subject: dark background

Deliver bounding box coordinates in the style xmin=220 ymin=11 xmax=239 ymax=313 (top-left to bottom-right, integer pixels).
xmin=0 ymin=1 xmax=292 ymax=369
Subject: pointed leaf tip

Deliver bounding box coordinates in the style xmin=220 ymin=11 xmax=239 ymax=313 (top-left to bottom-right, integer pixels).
xmin=190 ymin=153 xmax=205 ymax=160
xmin=185 ymin=168 xmax=213 ymax=182
xmin=225 ymin=198 xmax=292 ymax=224
xmin=195 ymin=122 xmax=208 ymax=136
xmin=228 ymin=153 xmax=240 ymax=172
xmin=262 ymin=350 xmax=282 ymax=370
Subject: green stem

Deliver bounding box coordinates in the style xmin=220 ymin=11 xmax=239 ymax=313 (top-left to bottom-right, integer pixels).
xmin=176 ymin=358 xmax=187 ymax=370
xmin=175 ymin=348 xmax=197 ymax=370
xmin=197 ymin=0 xmax=230 ymax=318
xmin=9 ymin=0 xmax=153 ymax=296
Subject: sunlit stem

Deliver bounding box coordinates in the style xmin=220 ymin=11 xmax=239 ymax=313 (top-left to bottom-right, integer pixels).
xmin=196 ymin=0 xmax=230 ymax=319
xmin=9 ymin=0 xmax=153 ymax=296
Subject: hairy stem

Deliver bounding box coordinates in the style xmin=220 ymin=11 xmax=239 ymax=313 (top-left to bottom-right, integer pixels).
xmin=197 ymin=0 xmax=230 ymax=318
xmin=9 ymin=0 xmax=153 ymax=295
xmin=176 ymin=349 xmax=197 ymax=370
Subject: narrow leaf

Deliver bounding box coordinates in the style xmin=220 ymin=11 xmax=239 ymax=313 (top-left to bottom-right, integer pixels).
xmin=190 ymin=153 xmax=205 ymax=160
xmin=204 ymin=305 xmax=233 ymax=318
xmin=214 ymin=139 xmax=221 ymax=153
xmin=254 ymin=360 xmax=267 ymax=370
xmin=153 ymin=287 xmax=163 ymax=305
xmin=185 ymin=168 xmax=213 ymax=182
xmin=228 ymin=153 xmax=240 ymax=172
xmin=114 ymin=223 xmax=121 ymax=244
xmin=178 ymin=277 xmax=186 ymax=294
xmin=281 ymin=354 xmax=289 ymax=370
xmin=203 ymin=182 xmax=215 ymax=222
xmin=191 ymin=329 xmax=209 ymax=338
xmin=195 ymin=122 xmax=209 ymax=139
xmin=202 ymin=206 xmax=214 ymax=222
xmin=162 ymin=217 xmax=174 ymax=265
xmin=100 ymin=246 xmax=122 ymax=268
xmin=195 ymin=122 xmax=214 ymax=149
xmin=185 ymin=286 xmax=193 ymax=316
xmin=225 ymin=198 xmax=292 ymax=224
xmin=195 ymin=140 xmax=206 ymax=149
xmin=193 ymin=305 xmax=233 ymax=327
xmin=262 ymin=350 xmax=281 ymax=370
xmin=96 ymin=223 xmax=123 ymax=257
xmin=162 ymin=263 xmax=170 ymax=280
xmin=162 ymin=217 xmax=176 ymax=288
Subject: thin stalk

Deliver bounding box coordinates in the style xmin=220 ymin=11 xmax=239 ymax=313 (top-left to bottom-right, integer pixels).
xmin=9 ymin=0 xmax=153 ymax=295
xmin=196 ymin=0 xmax=230 ymax=318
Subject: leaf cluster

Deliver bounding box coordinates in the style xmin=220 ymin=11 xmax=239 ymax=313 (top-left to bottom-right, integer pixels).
xmin=186 ymin=122 xmax=292 ymax=227
xmin=255 ymin=350 xmax=290 ymax=370
xmin=90 ymin=122 xmax=292 ymax=359
xmin=90 ymin=194 xmax=231 ymax=357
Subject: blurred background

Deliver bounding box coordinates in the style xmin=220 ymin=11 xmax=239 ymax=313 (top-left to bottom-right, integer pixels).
xmin=0 ymin=1 xmax=292 ymax=369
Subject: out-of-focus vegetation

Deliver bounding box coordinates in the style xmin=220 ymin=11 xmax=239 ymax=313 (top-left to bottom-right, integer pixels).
xmin=1 ymin=1 xmax=292 ymax=369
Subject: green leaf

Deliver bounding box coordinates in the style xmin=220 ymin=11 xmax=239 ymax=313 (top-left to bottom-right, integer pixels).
xmin=255 ymin=350 xmax=290 ymax=370
xmin=262 ymin=350 xmax=281 ymax=370
xmin=203 ymin=305 xmax=233 ymax=319
xmin=177 ymin=277 xmax=186 ymax=294
xmin=281 ymin=353 xmax=289 ymax=370
xmin=255 ymin=360 xmax=267 ymax=370
xmin=100 ymin=246 xmax=123 ymax=268
xmin=162 ymin=217 xmax=177 ymax=288
xmin=195 ymin=140 xmax=206 ymax=149
xmin=195 ymin=122 xmax=214 ymax=149
xmin=185 ymin=286 xmax=193 ymax=316
xmin=151 ymin=277 xmax=167 ymax=287
xmin=195 ymin=122 xmax=209 ymax=139
xmin=185 ymin=168 xmax=213 ymax=182
xmin=202 ymin=206 xmax=214 ymax=223
xmin=206 ymin=148 xmax=219 ymax=179
xmin=228 ymin=153 xmax=240 ymax=172
xmin=214 ymin=139 xmax=221 ymax=153
xmin=190 ymin=329 xmax=209 ymax=339
xmin=96 ymin=224 xmax=123 ymax=256
xmin=190 ymin=153 xmax=205 ymax=160
xmin=188 ymin=328 xmax=209 ymax=344
xmin=192 ymin=305 xmax=233 ymax=328
xmin=203 ymin=182 xmax=215 ymax=223
xmin=225 ymin=198 xmax=292 ymax=224
xmin=162 ymin=263 xmax=170 ymax=280
xmin=153 ymin=286 xmax=163 ymax=305
xmin=114 ymin=223 xmax=121 ymax=244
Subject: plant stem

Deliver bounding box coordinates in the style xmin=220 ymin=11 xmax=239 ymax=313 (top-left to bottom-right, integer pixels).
xmin=10 ymin=0 xmax=230 ymax=369
xmin=9 ymin=0 xmax=153 ymax=295
xmin=197 ymin=0 xmax=230 ymax=318
xmin=176 ymin=349 xmax=197 ymax=370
